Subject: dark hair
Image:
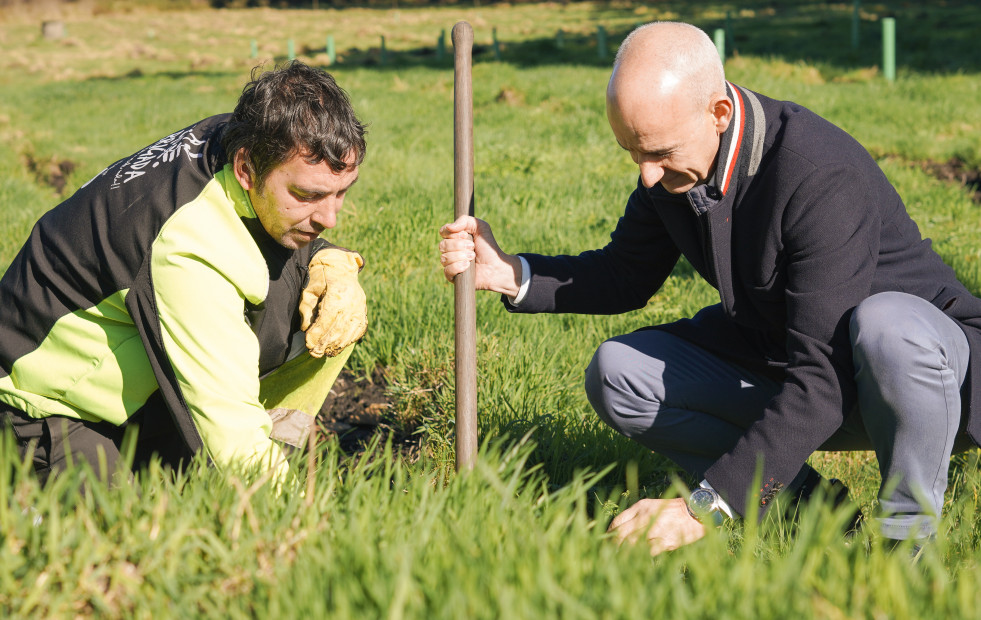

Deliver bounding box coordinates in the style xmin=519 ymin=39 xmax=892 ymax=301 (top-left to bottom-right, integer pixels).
xmin=222 ymin=61 xmax=366 ymax=189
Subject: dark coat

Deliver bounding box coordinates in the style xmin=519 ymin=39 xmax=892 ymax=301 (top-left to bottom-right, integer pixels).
xmin=507 ymin=83 xmax=981 ymax=515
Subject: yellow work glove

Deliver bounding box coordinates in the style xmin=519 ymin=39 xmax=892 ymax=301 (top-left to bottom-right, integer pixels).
xmin=299 ymin=247 xmax=367 ymax=358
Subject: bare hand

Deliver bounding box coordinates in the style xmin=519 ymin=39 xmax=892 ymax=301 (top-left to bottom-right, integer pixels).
xmin=608 ymin=498 xmax=707 ymax=556
xmin=438 ymin=215 xmax=522 ymax=297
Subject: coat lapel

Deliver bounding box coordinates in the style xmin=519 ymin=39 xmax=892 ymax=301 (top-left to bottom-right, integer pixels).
xmin=698 ymin=82 xmax=767 ymax=318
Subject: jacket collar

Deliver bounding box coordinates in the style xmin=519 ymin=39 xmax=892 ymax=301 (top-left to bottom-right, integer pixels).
xmin=708 ymin=82 xmax=767 ymax=197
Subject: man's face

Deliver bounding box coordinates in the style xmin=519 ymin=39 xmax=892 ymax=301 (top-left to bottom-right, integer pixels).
xmin=233 ymin=150 xmax=359 ymax=250
xmin=607 ymin=89 xmax=728 ymax=194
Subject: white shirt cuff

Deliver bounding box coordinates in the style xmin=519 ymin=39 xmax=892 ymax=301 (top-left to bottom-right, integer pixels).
xmin=699 ymin=479 xmax=735 ymax=519
xmin=507 ymin=255 xmax=531 ymax=306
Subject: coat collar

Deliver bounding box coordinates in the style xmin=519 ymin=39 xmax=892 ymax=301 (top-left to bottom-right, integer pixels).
xmin=645 ymin=83 xmax=767 ymax=213
xmin=709 ymin=82 xmax=767 ymax=197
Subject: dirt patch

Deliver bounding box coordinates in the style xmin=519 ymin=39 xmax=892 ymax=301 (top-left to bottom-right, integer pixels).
xmin=495 ymin=86 xmax=525 ymax=106
xmin=23 ymin=153 xmax=77 ymax=196
xmin=317 ymin=367 xmax=420 ymax=461
xmin=921 ymin=157 xmax=981 ymax=203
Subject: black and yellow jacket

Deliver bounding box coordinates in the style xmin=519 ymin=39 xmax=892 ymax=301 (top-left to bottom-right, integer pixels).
xmin=0 ymin=114 xmax=325 ymax=481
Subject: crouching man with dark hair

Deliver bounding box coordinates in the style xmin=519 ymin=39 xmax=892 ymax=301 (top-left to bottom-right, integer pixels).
xmin=0 ymin=61 xmax=368 ymax=487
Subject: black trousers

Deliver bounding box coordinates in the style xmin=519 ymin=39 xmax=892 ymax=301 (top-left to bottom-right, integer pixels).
xmin=0 ymin=393 xmax=193 ymax=485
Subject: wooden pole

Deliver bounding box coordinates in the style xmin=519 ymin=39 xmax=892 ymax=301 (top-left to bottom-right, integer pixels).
xmin=452 ymin=21 xmax=478 ymax=471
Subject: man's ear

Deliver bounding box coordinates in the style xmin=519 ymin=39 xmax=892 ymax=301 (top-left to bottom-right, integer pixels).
xmin=711 ymin=95 xmax=734 ymax=135
xmin=232 ymin=149 xmax=255 ymax=191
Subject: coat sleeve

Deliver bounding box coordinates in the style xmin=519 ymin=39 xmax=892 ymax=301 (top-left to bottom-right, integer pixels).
xmin=704 ymin=162 xmax=879 ymax=516
xmin=130 ymin=188 xmax=290 ymax=485
xmin=506 ymin=179 xmax=682 ymax=315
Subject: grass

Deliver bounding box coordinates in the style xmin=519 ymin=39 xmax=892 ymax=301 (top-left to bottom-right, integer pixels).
xmin=5 ymin=436 xmax=981 ymax=618
xmin=1 ymin=1 xmax=981 ymax=617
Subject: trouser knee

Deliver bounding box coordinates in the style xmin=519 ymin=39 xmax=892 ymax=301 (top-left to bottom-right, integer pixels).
xmin=584 ymin=340 xmax=620 ymax=431
xmin=850 ymin=291 xmax=968 ymax=406
xmin=851 ymin=292 xmax=921 ymax=372
xmin=584 ymin=338 xmax=661 ymax=440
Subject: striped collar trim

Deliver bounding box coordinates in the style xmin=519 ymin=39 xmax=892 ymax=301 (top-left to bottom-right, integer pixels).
xmin=713 ymin=82 xmax=766 ymax=196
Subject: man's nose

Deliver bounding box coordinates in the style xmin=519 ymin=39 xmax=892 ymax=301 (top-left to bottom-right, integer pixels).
xmin=311 ymin=200 xmax=339 ymax=230
xmin=639 ymin=161 xmax=664 ymax=188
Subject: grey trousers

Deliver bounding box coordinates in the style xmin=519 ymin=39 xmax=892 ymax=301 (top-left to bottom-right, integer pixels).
xmin=584 ymin=292 xmax=972 ymax=540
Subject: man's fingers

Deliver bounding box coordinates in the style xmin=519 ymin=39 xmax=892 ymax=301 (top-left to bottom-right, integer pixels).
xmin=439 ymin=215 xmax=482 ymax=239
xmin=307 ymin=313 xmax=366 ymax=357
xmin=609 ymin=505 xmax=647 ymax=546
xmin=298 ymin=287 xmax=321 ymax=330
xmin=647 ymin=537 xmax=671 ymax=557
xmin=608 ymin=507 xmax=636 ymax=532
xmin=440 ymin=250 xmax=475 ymax=266
xmin=443 ymin=259 xmax=474 ymax=282
xmin=439 ymin=227 xmax=473 ymax=241
xmin=613 ymin=515 xmax=655 ymax=547
xmin=440 ymin=233 xmax=477 ymax=285
xmin=609 ymin=498 xmax=656 ymax=529
xmin=305 ymin=321 xmax=328 ymax=357
xmin=439 ymin=237 xmax=475 ymax=253
xmin=440 ymin=233 xmax=477 ymax=282
xmin=613 ymin=521 xmax=641 ymax=546
xmin=608 ymin=499 xmax=672 ymax=547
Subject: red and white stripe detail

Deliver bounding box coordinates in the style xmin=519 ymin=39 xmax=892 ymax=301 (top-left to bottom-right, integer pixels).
xmin=718 ymin=81 xmax=745 ymax=196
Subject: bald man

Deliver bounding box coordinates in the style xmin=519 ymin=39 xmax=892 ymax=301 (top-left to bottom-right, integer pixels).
xmin=439 ymin=22 xmax=981 ymax=556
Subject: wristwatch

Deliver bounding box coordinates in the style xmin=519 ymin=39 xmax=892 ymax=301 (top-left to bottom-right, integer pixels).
xmin=686 ymin=487 xmax=725 ymax=526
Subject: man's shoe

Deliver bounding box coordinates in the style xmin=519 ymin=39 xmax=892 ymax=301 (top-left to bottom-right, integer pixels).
xmin=790 ymin=470 xmax=864 ymax=537
xmin=883 ymin=536 xmax=932 ymax=563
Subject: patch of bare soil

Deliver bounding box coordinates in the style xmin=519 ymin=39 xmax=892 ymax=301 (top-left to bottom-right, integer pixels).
xmin=23 ymin=152 xmax=77 ymax=195
xmin=921 ymin=157 xmax=981 ymax=203
xmin=317 ymin=368 xmax=420 ymax=461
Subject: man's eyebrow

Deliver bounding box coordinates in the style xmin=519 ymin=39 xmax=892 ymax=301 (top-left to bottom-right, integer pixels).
xmin=292 ymin=174 xmax=359 ymax=196
xmin=646 ymin=146 xmax=678 ymax=157
xmin=615 ymin=140 xmax=678 ymax=158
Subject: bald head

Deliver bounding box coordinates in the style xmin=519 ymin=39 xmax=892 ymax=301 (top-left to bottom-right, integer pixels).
xmin=605 ymin=22 xmax=733 ymax=193
xmin=608 ymin=22 xmax=726 ymax=120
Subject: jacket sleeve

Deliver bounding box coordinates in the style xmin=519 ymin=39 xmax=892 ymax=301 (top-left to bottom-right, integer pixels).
xmin=506 ymin=178 xmax=682 ymax=315
xmin=132 ymin=189 xmax=290 ymax=485
xmin=704 ymin=162 xmax=879 ymax=516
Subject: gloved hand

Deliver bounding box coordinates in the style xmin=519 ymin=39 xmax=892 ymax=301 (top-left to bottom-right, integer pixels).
xmin=299 ymin=247 xmax=367 ymax=358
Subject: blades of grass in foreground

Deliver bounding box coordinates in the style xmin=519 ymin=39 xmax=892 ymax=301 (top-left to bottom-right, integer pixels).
xmin=4 ymin=436 xmax=981 ymax=618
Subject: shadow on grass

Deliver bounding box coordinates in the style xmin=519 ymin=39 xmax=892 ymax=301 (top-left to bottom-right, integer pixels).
xmin=82 ymin=69 xmax=245 ymax=82
xmin=328 ymin=0 xmax=981 ymax=75
xmin=78 ymin=1 xmax=980 ymax=85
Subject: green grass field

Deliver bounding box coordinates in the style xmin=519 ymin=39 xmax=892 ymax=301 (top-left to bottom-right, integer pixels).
xmin=2 ymin=1 xmax=981 ymax=617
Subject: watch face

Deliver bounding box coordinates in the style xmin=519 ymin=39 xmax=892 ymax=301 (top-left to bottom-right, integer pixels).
xmin=689 ymin=488 xmax=718 ymax=514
